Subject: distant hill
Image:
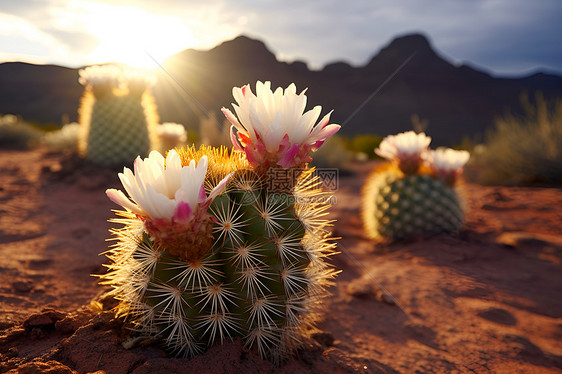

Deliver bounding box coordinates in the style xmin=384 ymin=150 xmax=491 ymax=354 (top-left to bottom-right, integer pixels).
xmin=1 ymin=33 xmax=561 ymax=145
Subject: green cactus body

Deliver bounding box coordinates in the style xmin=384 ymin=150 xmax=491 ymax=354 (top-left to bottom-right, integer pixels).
xmin=101 ymin=147 xmax=337 ymax=362
xmin=78 ymin=84 xmax=158 ymax=166
xmin=362 ymin=163 xmax=465 ymax=241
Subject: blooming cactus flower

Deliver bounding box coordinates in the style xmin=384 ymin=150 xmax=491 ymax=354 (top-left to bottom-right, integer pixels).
xmin=426 ymin=148 xmax=470 ymax=185
xmin=122 ymin=68 xmax=157 ymax=95
xmin=78 ymin=65 xmax=121 ymax=97
xmin=156 ymin=122 xmax=187 ymax=153
xmin=106 ymin=149 xmax=231 ymax=262
xmin=221 ymin=81 xmax=340 ymax=172
xmin=375 ymin=131 xmax=432 ymax=174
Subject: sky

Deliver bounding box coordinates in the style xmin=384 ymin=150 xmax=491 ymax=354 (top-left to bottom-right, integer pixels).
xmin=1 ymin=0 xmax=561 ymax=77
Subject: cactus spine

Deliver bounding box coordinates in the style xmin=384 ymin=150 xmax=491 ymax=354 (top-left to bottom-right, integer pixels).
xmin=362 ymin=132 xmax=469 ymax=241
xmin=101 ymin=146 xmax=337 ymax=361
xmin=78 ymin=65 xmax=158 ymax=165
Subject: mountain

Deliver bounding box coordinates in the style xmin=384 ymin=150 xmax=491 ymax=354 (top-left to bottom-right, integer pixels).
xmin=0 ymin=62 xmax=83 ymax=125
xmin=1 ymin=33 xmax=562 ymax=145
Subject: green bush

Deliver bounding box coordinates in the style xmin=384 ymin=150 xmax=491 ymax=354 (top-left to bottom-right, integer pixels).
xmin=348 ymin=134 xmax=383 ymax=159
xmin=0 ymin=114 xmax=43 ymax=148
xmin=310 ymin=134 xmax=355 ymax=169
xmin=474 ymin=93 xmax=562 ymax=185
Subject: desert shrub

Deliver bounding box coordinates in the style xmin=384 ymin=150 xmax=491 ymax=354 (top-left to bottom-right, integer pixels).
xmin=41 ymin=122 xmax=81 ymax=152
xmin=0 ymin=114 xmax=43 ymax=148
xmin=310 ymin=134 xmax=355 ymax=169
xmin=474 ymin=93 xmax=562 ymax=185
xmin=348 ymin=134 xmax=383 ymax=159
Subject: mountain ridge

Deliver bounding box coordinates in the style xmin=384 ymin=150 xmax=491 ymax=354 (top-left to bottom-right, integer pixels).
xmin=1 ymin=33 xmax=561 ymax=145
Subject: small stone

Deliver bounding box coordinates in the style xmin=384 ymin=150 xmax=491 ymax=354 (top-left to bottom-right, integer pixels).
xmin=496 ymin=232 xmax=551 ymax=249
xmin=311 ymin=331 xmax=335 ymax=347
xmin=12 ymin=280 xmax=34 ymax=293
xmin=31 ymin=327 xmax=48 ymax=340
xmin=23 ymin=310 xmax=66 ymax=330
xmin=346 ymin=279 xmax=375 ymax=299
xmin=55 ymin=315 xmax=80 ymax=334
xmin=6 ymin=347 xmax=18 ymax=358
xmin=377 ymin=292 xmax=397 ymax=306
xmin=14 ymin=360 xmax=77 ymax=374
xmin=0 ymin=321 xmax=15 ymax=330
xmin=25 ymin=314 xmax=54 ymax=328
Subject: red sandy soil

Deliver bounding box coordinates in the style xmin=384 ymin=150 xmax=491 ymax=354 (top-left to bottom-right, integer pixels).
xmin=1 ymin=147 xmax=561 ymax=374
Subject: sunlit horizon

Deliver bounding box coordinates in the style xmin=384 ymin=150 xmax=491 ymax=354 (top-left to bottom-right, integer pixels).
xmin=80 ymin=3 xmax=200 ymax=69
xmin=0 ymin=1 xmax=239 ymax=70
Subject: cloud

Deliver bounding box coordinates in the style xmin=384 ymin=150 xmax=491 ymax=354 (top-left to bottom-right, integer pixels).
xmin=0 ymin=0 xmax=561 ymax=74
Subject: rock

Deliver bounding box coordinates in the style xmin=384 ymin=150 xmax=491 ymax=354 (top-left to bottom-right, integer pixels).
xmin=311 ymin=331 xmax=335 ymax=347
xmin=55 ymin=315 xmax=81 ymax=334
xmin=12 ymin=280 xmax=34 ymax=293
xmin=477 ymin=307 xmax=517 ymax=326
xmin=5 ymin=347 xmax=18 ymax=358
xmin=496 ymin=232 xmax=550 ymax=249
xmin=9 ymin=360 xmax=77 ymax=374
xmin=346 ymin=278 xmax=375 ymax=299
xmin=377 ymin=292 xmax=397 ymax=306
xmin=23 ymin=310 xmax=66 ymax=329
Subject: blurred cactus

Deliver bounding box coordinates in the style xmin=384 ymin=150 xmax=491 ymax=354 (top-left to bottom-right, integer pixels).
xmin=77 ymin=65 xmax=158 ymax=165
xmin=156 ymin=122 xmax=187 ymax=153
xmin=362 ymin=131 xmax=469 ymax=241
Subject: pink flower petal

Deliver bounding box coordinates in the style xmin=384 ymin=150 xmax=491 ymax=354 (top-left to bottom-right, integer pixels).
xmin=198 ymin=185 xmax=206 ymax=202
xmin=106 ymin=188 xmax=144 ymax=215
xmin=173 ymin=201 xmax=193 ymax=224
xmin=278 ymin=134 xmax=291 ymax=153
xmin=221 ymin=107 xmax=245 ymax=133
xmin=208 ymin=172 xmax=233 ymax=201
xmin=230 ymin=126 xmax=243 ymax=151
xmin=308 ymin=124 xmax=340 ymax=144
xmin=277 ymin=143 xmax=300 ymax=168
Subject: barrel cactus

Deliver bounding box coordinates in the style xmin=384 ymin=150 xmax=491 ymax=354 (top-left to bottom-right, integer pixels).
xmin=361 ymin=131 xmax=470 ymax=241
xmin=101 ymin=81 xmax=340 ymax=362
xmin=78 ymin=65 xmax=158 ymax=165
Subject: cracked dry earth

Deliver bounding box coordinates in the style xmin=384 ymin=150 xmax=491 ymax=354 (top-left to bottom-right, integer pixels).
xmin=1 ymin=147 xmax=561 ymax=374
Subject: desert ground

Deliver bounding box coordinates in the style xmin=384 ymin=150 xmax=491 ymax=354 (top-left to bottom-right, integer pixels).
xmin=0 ymin=147 xmax=561 ymax=373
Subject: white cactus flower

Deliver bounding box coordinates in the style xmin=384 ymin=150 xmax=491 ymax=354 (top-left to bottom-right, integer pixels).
xmin=78 ymin=64 xmax=121 ymax=87
xmin=427 ymin=148 xmax=470 ymax=175
xmin=106 ymin=150 xmax=230 ymax=225
xmin=375 ymin=131 xmax=432 ymax=161
xmin=375 ymin=131 xmax=432 ymax=174
xmin=157 ymin=123 xmax=187 ymax=143
xmin=222 ymin=81 xmax=340 ymax=171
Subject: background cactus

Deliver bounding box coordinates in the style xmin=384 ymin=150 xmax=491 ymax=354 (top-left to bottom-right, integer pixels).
xmin=101 ymin=146 xmax=337 ymax=362
xmin=78 ymin=65 xmax=158 ymax=165
xmin=362 ymin=131 xmax=469 ymax=241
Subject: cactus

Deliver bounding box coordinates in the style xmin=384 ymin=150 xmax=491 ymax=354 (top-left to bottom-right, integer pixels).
xmin=101 ymin=82 xmax=340 ymax=362
xmin=362 ymin=131 xmax=470 ymax=241
xmin=78 ymin=65 xmax=158 ymax=165
xmin=155 ymin=122 xmax=187 ymax=154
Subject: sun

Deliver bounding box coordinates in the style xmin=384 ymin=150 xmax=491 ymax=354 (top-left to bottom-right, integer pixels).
xmin=82 ymin=4 xmax=198 ymax=69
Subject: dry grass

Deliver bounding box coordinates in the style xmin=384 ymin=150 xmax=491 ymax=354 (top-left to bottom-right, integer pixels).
xmin=473 ymin=93 xmax=562 ymax=185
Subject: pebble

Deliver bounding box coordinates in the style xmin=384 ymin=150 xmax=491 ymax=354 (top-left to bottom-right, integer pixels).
xmin=12 ymin=280 xmax=34 ymax=293
xmin=311 ymin=331 xmax=335 ymax=347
